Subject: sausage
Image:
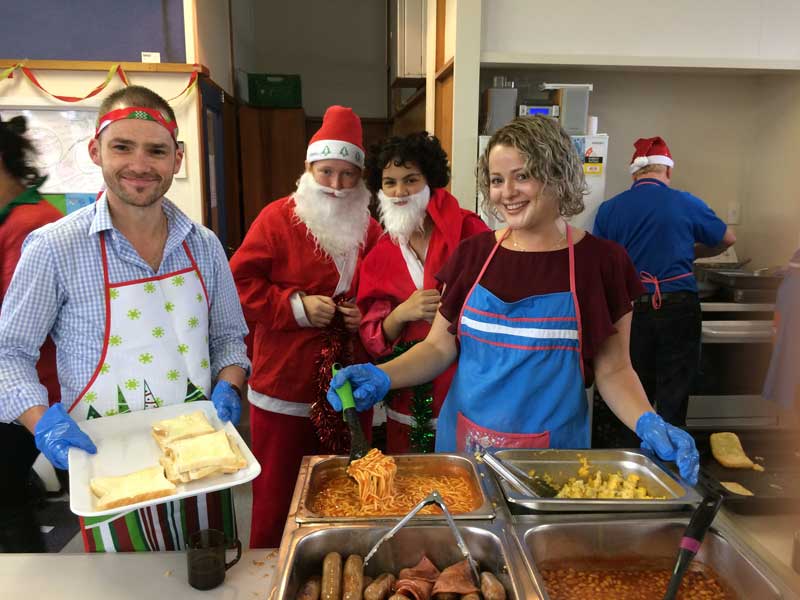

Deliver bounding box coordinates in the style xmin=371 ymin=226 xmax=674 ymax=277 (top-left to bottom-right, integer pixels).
xmin=480 ymin=571 xmax=506 ymax=600
xmin=321 ymin=552 xmax=342 ymax=600
xmin=433 ymin=594 xmax=459 ymax=600
xmin=388 ymin=595 xmax=408 ymax=600
xmin=364 ymin=573 xmax=396 ymax=600
xmin=461 ymin=594 xmax=481 ymax=600
xmin=296 ymin=575 xmax=321 ymax=600
xmin=342 ymin=554 xmax=364 ymax=600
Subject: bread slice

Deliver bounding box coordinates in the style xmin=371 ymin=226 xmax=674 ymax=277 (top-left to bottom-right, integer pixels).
xmin=151 ymin=410 xmax=215 ymax=450
xmin=164 ymin=429 xmax=238 ymax=473
xmin=160 ymin=433 xmax=247 ymax=484
xmin=90 ymin=466 xmax=177 ymax=510
xmin=721 ymin=481 xmax=754 ymax=496
xmin=710 ymin=432 xmax=756 ymax=469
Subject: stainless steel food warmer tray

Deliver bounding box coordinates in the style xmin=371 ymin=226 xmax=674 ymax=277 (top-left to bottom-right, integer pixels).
xmin=271 ymin=522 xmax=536 ymax=600
xmin=493 ymin=448 xmax=702 ymax=513
xmin=293 ymin=453 xmax=496 ymax=523
xmin=512 ymin=514 xmax=784 ymax=599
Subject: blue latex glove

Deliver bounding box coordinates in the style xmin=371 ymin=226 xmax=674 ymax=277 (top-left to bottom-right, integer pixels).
xmin=635 ymin=411 xmax=699 ymax=485
xmin=327 ymin=363 xmax=390 ymax=412
xmin=34 ymin=404 xmax=97 ymax=470
xmin=212 ymin=380 xmax=241 ymax=425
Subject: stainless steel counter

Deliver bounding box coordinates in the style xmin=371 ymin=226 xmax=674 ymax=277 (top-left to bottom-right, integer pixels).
xmin=701 ymin=302 xmax=775 ymax=313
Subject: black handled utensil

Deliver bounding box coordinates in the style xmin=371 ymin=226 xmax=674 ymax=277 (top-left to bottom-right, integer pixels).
xmin=332 ymin=363 xmax=370 ymax=462
xmin=662 ymin=493 xmax=724 ymax=600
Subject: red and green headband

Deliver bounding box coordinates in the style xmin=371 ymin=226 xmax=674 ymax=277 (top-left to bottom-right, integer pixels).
xmin=94 ymin=107 xmax=178 ymax=140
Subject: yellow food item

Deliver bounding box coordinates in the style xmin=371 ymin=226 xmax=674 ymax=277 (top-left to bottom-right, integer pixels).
xmin=90 ymin=466 xmax=177 ymax=510
xmin=151 ymin=410 xmax=215 ymax=450
xmin=554 ymin=457 xmax=663 ymax=499
xmin=710 ymin=432 xmax=764 ymax=471
xmin=720 ymin=481 xmax=754 ymax=496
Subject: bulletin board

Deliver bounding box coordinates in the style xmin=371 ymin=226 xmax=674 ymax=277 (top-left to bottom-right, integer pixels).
xmin=0 ymin=107 xmax=102 ymax=214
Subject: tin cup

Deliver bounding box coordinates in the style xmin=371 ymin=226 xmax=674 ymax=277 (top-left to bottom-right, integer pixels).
xmin=187 ymin=529 xmax=242 ymax=590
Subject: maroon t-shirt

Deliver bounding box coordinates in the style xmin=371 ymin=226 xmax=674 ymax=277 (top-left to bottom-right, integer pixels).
xmin=436 ymin=230 xmax=645 ymax=385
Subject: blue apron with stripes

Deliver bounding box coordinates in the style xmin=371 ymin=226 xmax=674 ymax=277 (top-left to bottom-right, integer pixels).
xmin=435 ymin=226 xmax=590 ymax=452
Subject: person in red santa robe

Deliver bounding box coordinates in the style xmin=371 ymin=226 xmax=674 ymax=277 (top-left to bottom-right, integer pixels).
xmin=230 ymin=106 xmax=382 ymax=548
xmin=357 ymin=132 xmax=488 ymax=453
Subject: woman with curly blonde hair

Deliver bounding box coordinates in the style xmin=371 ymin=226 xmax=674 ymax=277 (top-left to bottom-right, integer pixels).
xmin=329 ymin=116 xmax=699 ymax=484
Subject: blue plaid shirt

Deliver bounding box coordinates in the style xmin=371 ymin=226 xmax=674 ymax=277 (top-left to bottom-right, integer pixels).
xmin=0 ymin=194 xmax=250 ymax=422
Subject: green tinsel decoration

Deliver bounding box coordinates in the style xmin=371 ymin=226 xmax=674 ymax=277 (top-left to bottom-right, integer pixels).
xmin=382 ymin=341 xmax=435 ymax=453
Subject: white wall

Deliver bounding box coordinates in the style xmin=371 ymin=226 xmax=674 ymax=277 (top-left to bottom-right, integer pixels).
xmin=481 ymin=0 xmax=800 ymax=67
xmin=192 ymin=0 xmax=234 ymax=95
xmin=746 ymin=73 xmax=800 ymax=267
xmin=0 ymin=70 xmax=205 ymax=223
xmin=247 ymin=0 xmax=387 ymax=117
xmin=230 ymin=0 xmax=259 ymax=101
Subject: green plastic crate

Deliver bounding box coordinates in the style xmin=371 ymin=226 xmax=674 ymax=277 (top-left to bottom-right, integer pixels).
xmin=248 ymin=73 xmax=302 ymax=108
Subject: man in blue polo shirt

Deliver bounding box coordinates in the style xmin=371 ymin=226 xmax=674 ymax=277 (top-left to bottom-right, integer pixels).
xmin=594 ymin=136 xmax=735 ymax=434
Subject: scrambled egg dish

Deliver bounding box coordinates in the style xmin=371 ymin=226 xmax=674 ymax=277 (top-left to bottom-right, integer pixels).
xmin=540 ymin=457 xmax=663 ymax=499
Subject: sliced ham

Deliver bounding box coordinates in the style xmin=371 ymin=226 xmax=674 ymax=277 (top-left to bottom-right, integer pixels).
xmin=431 ymin=559 xmax=480 ymax=596
xmin=393 ymin=555 xmax=441 ymax=600
xmin=398 ymin=555 xmax=440 ymax=583
xmin=394 ymin=579 xmax=433 ymax=600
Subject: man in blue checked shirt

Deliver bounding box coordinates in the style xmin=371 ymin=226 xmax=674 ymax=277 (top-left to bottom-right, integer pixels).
xmin=0 ymin=85 xmax=249 ymax=552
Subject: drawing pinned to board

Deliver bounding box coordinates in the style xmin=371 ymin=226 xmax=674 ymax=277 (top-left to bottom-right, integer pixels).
xmin=0 ymin=108 xmax=103 ymax=194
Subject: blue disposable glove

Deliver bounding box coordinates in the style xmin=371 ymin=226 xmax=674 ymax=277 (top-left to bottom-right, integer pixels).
xmin=327 ymin=363 xmax=391 ymax=412
xmin=211 ymin=380 xmax=241 ymax=425
xmin=34 ymin=404 xmax=97 ymax=470
xmin=635 ymin=411 xmax=699 ymax=485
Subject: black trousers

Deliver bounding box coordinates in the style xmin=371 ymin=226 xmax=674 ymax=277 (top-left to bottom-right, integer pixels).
xmin=0 ymin=422 xmax=45 ymax=552
xmin=630 ymin=293 xmax=702 ymax=427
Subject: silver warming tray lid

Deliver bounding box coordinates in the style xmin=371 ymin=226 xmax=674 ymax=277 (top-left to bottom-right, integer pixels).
xmin=493 ymin=448 xmax=702 ymax=513
xmin=293 ymin=453 xmax=496 ymax=524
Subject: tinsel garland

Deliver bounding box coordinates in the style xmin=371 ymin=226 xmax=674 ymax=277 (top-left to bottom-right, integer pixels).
xmin=382 ymin=340 xmax=435 ymax=453
xmin=309 ymin=297 xmax=353 ymax=454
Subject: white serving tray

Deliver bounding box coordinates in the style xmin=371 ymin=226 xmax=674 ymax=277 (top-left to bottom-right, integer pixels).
xmin=68 ymin=401 xmax=261 ymax=517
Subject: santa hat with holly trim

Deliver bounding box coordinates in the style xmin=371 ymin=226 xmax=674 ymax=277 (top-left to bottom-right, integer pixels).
xmin=629 ymin=136 xmax=674 ymax=174
xmin=306 ymin=105 xmax=365 ymax=168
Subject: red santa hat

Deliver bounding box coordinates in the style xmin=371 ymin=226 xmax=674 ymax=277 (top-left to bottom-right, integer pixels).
xmin=629 ymin=136 xmax=674 ymax=174
xmin=306 ymin=105 xmax=364 ymax=168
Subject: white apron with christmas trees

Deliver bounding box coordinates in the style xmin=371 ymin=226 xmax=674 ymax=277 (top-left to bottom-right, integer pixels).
xmin=68 ymin=233 xmax=236 ymax=552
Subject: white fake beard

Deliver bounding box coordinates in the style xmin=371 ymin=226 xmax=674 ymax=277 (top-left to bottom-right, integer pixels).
xmin=377 ymin=185 xmax=430 ymax=244
xmin=292 ymin=171 xmax=371 ymax=258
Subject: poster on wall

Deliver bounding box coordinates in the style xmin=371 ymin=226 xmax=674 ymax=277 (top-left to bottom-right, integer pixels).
xmin=0 ymin=108 xmax=103 ymax=195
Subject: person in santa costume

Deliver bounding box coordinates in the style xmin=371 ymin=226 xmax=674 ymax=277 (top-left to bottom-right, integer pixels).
xmin=357 ymin=132 xmax=488 ymax=453
xmin=593 ymin=136 xmax=735 ymax=443
xmin=0 ymin=86 xmax=250 ymax=552
xmin=230 ymin=105 xmax=382 ymax=548
xmin=0 ymin=114 xmax=63 ymax=552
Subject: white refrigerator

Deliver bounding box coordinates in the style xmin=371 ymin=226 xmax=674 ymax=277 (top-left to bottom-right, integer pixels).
xmin=477 ymin=134 xmax=609 ymax=233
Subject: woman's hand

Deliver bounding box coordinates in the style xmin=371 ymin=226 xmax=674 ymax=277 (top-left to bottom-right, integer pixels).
xmin=635 ymin=412 xmax=699 ymax=485
xmin=397 ymin=289 xmax=441 ymax=324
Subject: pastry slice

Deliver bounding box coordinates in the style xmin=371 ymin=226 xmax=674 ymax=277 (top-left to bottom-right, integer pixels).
xmin=710 ymin=432 xmax=758 ymax=469
xmin=151 ymin=410 xmax=215 ymax=450
xmin=90 ymin=466 xmax=177 ymax=510
xmin=721 ymin=481 xmax=754 ymax=496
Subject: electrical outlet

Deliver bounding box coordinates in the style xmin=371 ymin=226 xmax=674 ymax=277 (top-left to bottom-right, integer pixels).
xmin=726 ymin=202 xmax=741 ymax=225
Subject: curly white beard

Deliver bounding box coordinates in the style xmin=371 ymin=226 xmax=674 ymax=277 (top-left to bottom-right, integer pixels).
xmin=292 ymin=171 xmax=372 ymax=258
xmin=377 ymin=185 xmax=430 ymax=245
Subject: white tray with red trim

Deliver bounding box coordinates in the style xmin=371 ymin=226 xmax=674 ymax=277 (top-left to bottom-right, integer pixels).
xmin=68 ymin=401 xmax=261 ymax=517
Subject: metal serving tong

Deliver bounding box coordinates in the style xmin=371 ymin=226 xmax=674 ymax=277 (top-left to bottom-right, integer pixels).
xmin=476 ymin=449 xmax=559 ymax=498
xmin=363 ymin=490 xmax=480 ymax=586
